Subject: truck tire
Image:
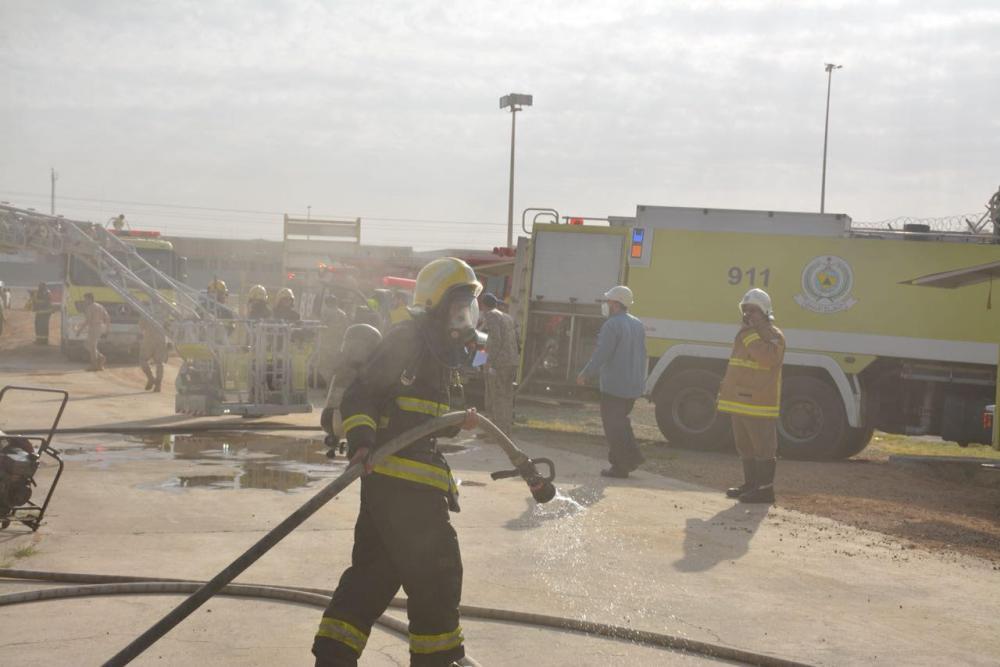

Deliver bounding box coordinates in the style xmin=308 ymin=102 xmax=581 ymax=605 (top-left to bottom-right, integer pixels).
xmin=654 ymin=368 xmax=733 ymax=451
xmin=778 ymin=375 xmax=848 ymax=461
xmin=837 ymin=425 xmax=874 ymax=459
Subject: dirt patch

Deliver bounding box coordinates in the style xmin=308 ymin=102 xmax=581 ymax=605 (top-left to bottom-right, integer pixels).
xmin=515 ymin=400 xmax=1000 ymax=564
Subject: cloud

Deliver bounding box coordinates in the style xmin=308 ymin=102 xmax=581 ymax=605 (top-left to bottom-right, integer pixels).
xmin=1 ymin=0 xmax=997 ymax=248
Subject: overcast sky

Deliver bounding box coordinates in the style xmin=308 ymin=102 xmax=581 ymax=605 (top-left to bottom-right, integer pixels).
xmin=1 ymin=0 xmax=998 ymax=249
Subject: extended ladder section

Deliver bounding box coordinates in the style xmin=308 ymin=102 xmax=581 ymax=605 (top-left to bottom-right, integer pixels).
xmin=0 ymin=205 xmax=318 ymax=417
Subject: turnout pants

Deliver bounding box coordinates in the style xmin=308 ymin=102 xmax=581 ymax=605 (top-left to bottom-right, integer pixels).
xmin=484 ymin=365 xmax=516 ymax=436
xmin=313 ymin=474 xmax=464 ymax=667
xmin=599 ymin=393 xmax=643 ymax=471
xmin=34 ymin=312 xmax=51 ymax=344
xmin=731 ymin=415 xmax=778 ymax=459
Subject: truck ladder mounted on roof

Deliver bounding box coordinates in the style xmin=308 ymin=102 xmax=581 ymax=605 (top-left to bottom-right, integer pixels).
xmin=0 ymin=204 xmax=318 ymax=417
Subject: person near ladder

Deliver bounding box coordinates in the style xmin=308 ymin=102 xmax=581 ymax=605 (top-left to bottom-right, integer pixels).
xmin=312 ymin=257 xmax=482 ymax=667
xmin=717 ymin=288 xmax=786 ymax=504
xmin=138 ymin=316 xmax=168 ymax=392
xmin=75 ymin=292 xmax=110 ymax=371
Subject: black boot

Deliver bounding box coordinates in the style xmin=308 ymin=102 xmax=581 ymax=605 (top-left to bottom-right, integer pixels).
xmin=739 ymin=459 xmax=776 ymax=504
xmin=726 ymin=459 xmax=755 ymax=498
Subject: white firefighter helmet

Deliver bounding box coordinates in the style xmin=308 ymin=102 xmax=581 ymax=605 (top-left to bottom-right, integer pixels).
xmin=740 ymin=288 xmax=773 ymax=320
xmin=275 ymin=287 xmax=295 ymax=305
xmin=603 ymin=285 xmax=634 ymax=308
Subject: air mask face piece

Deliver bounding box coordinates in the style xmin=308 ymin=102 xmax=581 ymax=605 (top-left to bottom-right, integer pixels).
xmin=601 ymin=301 xmax=610 ymax=318
xmin=447 ymin=294 xmax=480 ymax=343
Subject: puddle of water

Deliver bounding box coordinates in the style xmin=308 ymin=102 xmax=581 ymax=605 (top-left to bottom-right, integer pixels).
xmin=61 ymin=431 xmax=344 ymax=492
xmin=61 ymin=431 xmax=475 ymax=493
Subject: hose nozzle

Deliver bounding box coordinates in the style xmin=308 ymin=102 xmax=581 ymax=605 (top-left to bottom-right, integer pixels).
xmin=491 ymin=457 xmax=556 ymax=504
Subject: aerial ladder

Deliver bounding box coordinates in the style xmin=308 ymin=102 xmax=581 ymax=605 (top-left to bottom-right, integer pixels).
xmin=0 ymin=204 xmax=318 ymax=417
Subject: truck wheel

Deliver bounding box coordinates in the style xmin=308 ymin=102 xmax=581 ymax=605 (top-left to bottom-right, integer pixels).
xmin=778 ymin=375 xmax=847 ymax=460
xmin=654 ymin=368 xmax=733 ymax=451
xmin=837 ymin=425 xmax=874 ymax=459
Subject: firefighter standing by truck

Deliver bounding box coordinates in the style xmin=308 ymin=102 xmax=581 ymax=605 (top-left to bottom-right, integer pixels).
xmin=312 ymin=257 xmax=481 ymax=667
xmin=717 ymin=288 xmax=786 ymax=504
xmin=31 ymin=282 xmax=53 ymax=345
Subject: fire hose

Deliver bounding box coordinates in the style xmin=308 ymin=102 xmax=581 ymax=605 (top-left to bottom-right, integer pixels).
xmin=0 ymin=569 xmax=812 ymax=667
xmin=0 ymin=413 xmax=813 ymax=667
xmin=100 ymin=411 xmax=552 ymax=665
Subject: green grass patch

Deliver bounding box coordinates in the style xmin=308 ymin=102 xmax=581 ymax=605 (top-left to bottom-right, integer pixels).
xmin=867 ymin=433 xmax=1000 ymax=460
xmin=0 ymin=543 xmax=40 ymax=568
xmin=13 ymin=544 xmax=39 ymax=559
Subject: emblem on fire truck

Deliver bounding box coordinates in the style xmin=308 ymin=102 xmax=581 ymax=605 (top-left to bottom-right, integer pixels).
xmin=794 ymin=255 xmax=858 ymax=313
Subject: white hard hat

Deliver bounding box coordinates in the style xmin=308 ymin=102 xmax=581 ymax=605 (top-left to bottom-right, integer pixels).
xmin=740 ymin=288 xmax=773 ymax=320
xmin=604 ymin=285 xmax=634 ymax=307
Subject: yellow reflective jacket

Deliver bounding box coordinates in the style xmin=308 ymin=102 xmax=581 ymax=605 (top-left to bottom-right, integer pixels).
xmin=717 ymin=323 xmax=785 ymax=419
xmin=340 ymin=317 xmax=461 ymax=507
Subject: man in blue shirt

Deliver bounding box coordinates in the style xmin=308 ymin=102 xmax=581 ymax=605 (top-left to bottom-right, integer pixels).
xmin=577 ymin=285 xmax=648 ymax=478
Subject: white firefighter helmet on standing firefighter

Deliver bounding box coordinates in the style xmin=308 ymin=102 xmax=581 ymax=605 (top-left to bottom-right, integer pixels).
xmin=603 ymin=285 xmax=634 ymax=308
xmin=740 ymin=288 xmax=774 ymax=320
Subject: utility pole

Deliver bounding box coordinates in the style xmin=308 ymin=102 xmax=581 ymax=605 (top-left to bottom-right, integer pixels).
xmin=499 ymin=93 xmax=533 ymax=248
xmin=50 ymin=168 xmax=58 ymax=215
xmin=820 ymin=63 xmax=842 ymax=214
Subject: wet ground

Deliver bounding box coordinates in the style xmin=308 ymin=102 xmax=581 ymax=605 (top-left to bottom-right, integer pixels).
xmin=3 ymin=309 xmax=1000 ymax=665
xmin=58 ymin=431 xmax=479 ymax=493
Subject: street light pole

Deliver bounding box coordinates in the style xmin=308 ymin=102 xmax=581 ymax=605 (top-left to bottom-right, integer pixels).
xmin=500 ymin=93 xmax=532 ymax=248
xmin=50 ymin=167 xmax=58 ymax=215
xmin=507 ymin=107 xmax=518 ymax=249
xmin=820 ymin=63 xmax=842 ymax=214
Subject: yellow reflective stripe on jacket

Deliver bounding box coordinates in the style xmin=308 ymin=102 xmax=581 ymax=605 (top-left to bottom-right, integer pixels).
xmin=373 ymin=455 xmax=455 ymax=493
xmin=395 ymin=396 xmax=450 ymax=416
xmin=717 ymin=399 xmax=779 ymax=418
xmin=409 ymin=626 xmax=464 ymax=655
xmin=742 ymin=332 xmax=761 ymax=347
xmin=342 ymin=414 xmax=377 ymax=435
xmin=316 ymin=617 xmax=369 ymax=653
xmin=728 ymin=358 xmax=770 ymax=371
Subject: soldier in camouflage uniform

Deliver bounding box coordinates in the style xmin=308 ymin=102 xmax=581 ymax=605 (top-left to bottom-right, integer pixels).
xmin=480 ymin=293 xmax=519 ymax=437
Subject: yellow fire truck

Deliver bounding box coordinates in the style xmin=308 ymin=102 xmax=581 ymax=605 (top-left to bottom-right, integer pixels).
xmin=514 ymin=198 xmax=1000 ymax=460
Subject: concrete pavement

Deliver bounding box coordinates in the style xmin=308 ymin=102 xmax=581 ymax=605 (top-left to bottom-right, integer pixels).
xmin=0 ymin=364 xmax=997 ymax=665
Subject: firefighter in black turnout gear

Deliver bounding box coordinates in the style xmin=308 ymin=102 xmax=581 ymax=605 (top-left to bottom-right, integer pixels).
xmin=313 ymin=257 xmax=483 ymax=667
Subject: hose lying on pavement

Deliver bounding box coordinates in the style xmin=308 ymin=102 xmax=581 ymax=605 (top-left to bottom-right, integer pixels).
xmin=0 ymin=413 xmax=812 ymax=667
xmin=0 ymin=568 xmax=813 ymax=667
